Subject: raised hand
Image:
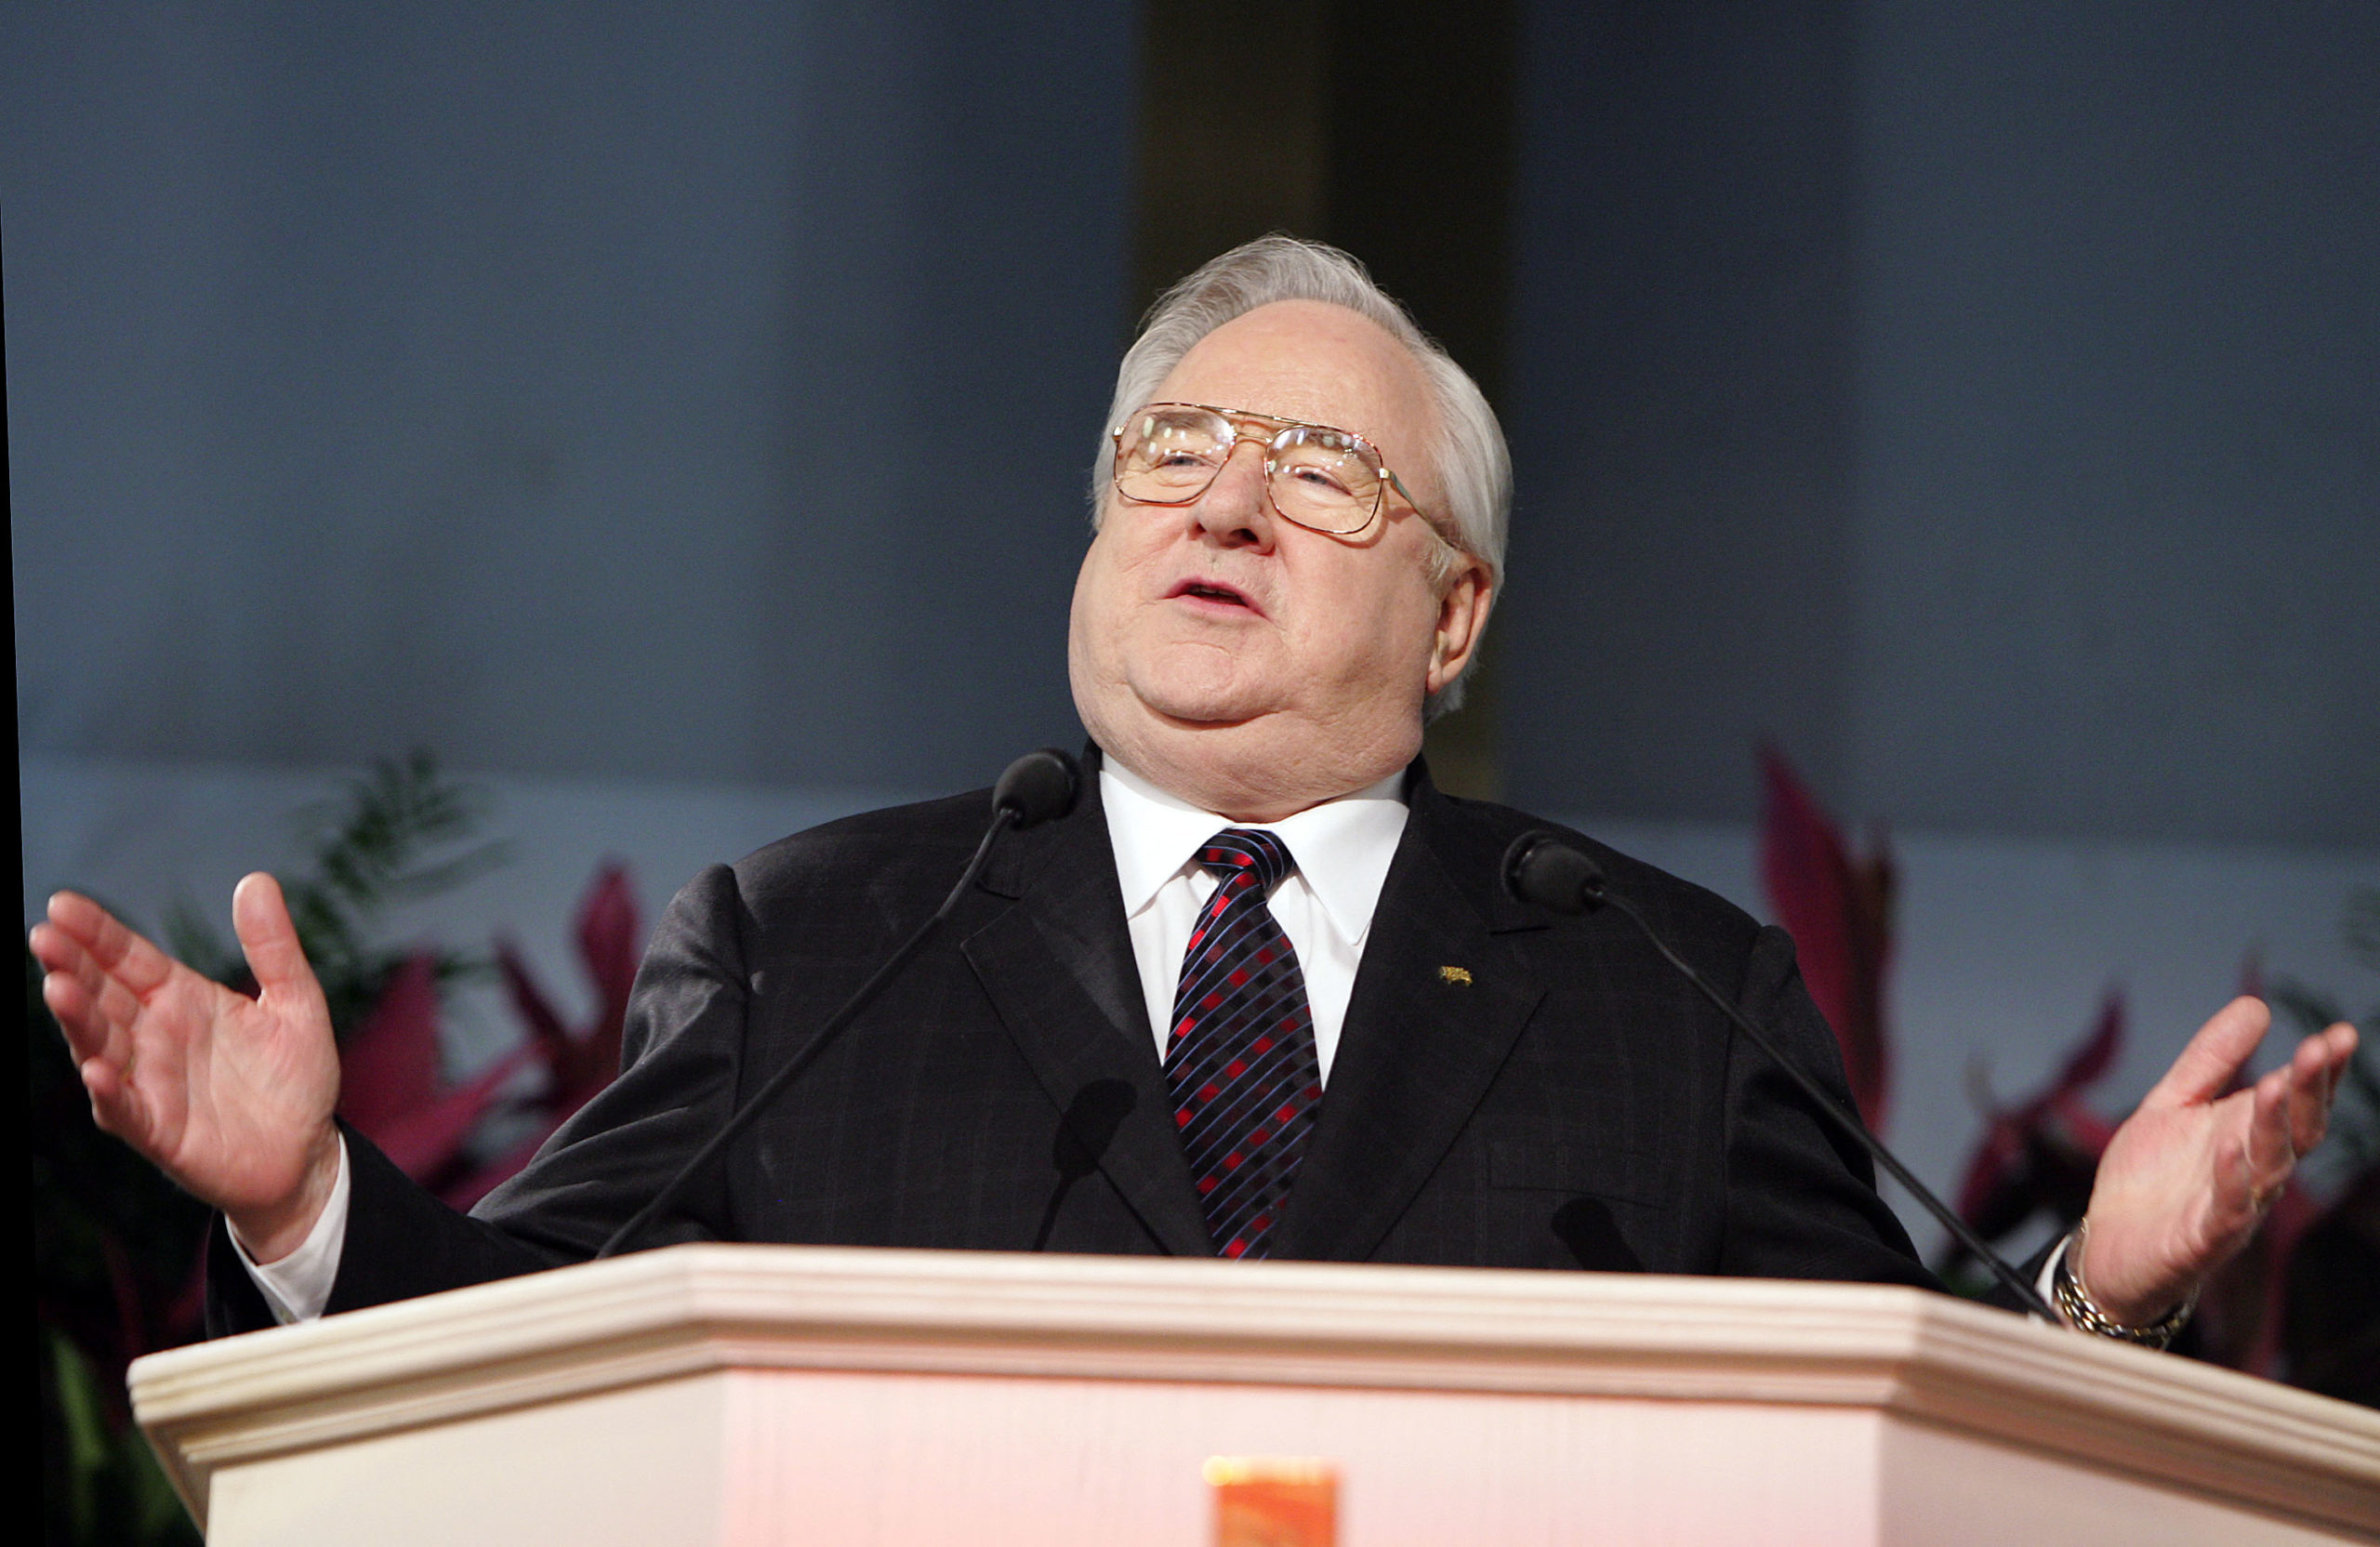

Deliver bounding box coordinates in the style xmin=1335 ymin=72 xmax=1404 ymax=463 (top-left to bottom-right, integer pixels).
xmin=31 ymin=875 xmax=344 ymax=1263
xmin=2077 ymin=996 xmax=2359 ymax=1327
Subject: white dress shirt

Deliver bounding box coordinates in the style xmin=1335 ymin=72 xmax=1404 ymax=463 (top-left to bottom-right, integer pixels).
xmin=1100 ymin=758 xmax=1408 ymax=1082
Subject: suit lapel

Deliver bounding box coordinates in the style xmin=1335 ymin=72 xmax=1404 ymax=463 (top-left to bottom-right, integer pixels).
xmin=1274 ymin=778 xmax=1546 ymax=1262
xmin=960 ymin=760 xmax=1214 ymax=1258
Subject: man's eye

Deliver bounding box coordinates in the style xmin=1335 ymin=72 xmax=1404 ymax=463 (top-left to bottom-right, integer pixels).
xmin=1288 ymin=464 xmax=1354 ymax=496
xmin=1141 ymin=439 xmax=1228 ymax=472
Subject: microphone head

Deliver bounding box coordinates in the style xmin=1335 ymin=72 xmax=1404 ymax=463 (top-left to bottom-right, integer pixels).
xmin=993 ymin=747 xmax=1081 ymax=828
xmin=1503 ymin=830 xmax=1606 ymax=915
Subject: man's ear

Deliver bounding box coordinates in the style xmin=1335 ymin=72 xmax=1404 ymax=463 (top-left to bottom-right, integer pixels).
xmin=1425 ymin=558 xmax=1494 ymax=697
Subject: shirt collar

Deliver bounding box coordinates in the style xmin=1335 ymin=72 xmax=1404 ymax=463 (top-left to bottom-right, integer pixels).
xmin=1100 ymin=757 xmax=1411 ymax=948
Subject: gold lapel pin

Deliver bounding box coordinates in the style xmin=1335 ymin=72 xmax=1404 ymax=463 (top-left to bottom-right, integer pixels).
xmin=1438 ymin=965 xmax=1473 ymax=986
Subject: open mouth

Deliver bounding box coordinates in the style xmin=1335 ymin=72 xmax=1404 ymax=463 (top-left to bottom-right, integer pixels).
xmin=1170 ymin=578 xmax=1260 ymax=614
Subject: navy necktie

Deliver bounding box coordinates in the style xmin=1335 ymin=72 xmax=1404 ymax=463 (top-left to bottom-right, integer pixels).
xmin=1163 ymin=827 xmax=1324 ymax=1260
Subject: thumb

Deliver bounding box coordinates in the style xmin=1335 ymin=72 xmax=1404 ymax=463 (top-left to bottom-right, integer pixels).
xmin=231 ymin=873 xmax=322 ymax=1004
xmin=2141 ymin=996 xmax=2269 ymax=1109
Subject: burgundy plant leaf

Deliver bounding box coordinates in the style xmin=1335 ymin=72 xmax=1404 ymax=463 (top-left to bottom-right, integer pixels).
xmin=2187 ymin=1177 xmax=2320 ymax=1376
xmin=336 ymin=954 xmax=445 ymax=1139
xmin=2241 ymin=1181 xmax=2321 ymax=1376
xmin=567 ymin=865 xmax=639 ymax=1096
xmin=365 ymin=1044 xmax=534 ymax=1182
xmin=1951 ymin=992 xmax=2125 ymax=1232
xmin=494 ymin=866 xmax=641 ymax=1122
xmin=576 ymin=863 xmax=640 ymax=1023
xmin=339 ymin=950 xmax=539 ymax=1183
xmin=1951 ymin=1119 xmax=2026 ymax=1227
xmin=1758 ymin=744 xmax=1893 ymax=1131
xmin=437 ymin=1117 xmax=562 ymax=1213
xmin=1949 ymin=1108 xmax=2103 ymax=1241
xmin=2044 ymin=1092 xmax=2122 ymax=1157
xmin=498 ymin=932 xmax=615 ymax=1111
xmin=496 ymin=937 xmax=573 ymax=1068
xmin=2049 ymin=990 xmax=2125 ymax=1101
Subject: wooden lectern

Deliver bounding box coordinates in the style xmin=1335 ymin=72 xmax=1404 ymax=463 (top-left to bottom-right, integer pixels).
xmin=132 ymin=1245 xmax=2380 ymax=1544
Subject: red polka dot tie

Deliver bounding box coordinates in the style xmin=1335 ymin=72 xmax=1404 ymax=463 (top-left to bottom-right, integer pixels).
xmin=1164 ymin=827 xmax=1323 ymax=1260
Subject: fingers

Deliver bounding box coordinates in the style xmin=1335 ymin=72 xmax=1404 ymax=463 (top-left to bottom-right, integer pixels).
xmin=73 ymin=1044 xmax=156 ymax=1144
xmin=33 ymin=923 xmax=150 ymax=1064
xmin=39 ymin=970 xmax=158 ymax=1144
xmin=37 ymin=890 xmax=178 ymax=997
xmin=2231 ymin=1024 xmax=2359 ymax=1213
xmin=2245 ymin=1064 xmax=2296 ymax=1197
xmin=231 ymin=873 xmax=320 ymax=1006
xmin=38 ymin=961 xmax=116 ymax=1061
xmin=2329 ymin=1020 xmax=2360 ymax=1099
xmin=2281 ymin=1022 xmax=2359 ymax=1157
xmin=2142 ymin=996 xmax=2270 ymax=1109
xmin=32 ymin=898 xmax=176 ymax=1088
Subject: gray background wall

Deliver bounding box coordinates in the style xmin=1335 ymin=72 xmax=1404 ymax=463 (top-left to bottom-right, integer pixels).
xmin=1505 ymin=0 xmax=2376 ymax=844
xmin=8 ymin=0 xmax=1129 ymax=795
xmin=12 ymin=0 xmax=2372 ymax=837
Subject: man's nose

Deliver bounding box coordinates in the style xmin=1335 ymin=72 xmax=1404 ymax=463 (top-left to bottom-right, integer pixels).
xmin=1193 ymin=440 xmax=1276 ymax=547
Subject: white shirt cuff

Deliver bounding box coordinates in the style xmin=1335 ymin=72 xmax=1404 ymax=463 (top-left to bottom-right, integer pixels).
xmin=2037 ymin=1231 xmax=2073 ymax=1327
xmin=230 ymin=1132 xmax=351 ymax=1326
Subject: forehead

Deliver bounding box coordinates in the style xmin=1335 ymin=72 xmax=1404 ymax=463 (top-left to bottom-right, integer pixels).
xmin=1151 ymin=300 xmax=1438 ymax=469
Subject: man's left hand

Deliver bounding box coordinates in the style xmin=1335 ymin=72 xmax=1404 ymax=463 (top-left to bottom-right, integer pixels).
xmin=2077 ymin=997 xmax=2359 ymax=1327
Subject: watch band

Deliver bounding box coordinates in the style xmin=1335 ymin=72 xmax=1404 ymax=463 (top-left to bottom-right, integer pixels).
xmin=2051 ymin=1219 xmax=2195 ymax=1350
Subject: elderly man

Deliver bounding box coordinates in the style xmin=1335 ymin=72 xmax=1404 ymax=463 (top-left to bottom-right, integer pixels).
xmin=33 ymin=238 xmax=2357 ymax=1342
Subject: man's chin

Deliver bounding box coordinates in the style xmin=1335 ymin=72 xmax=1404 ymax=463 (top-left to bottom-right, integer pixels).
xmin=1121 ymin=668 xmax=1281 ymax=731
xmin=1130 ymin=686 xmax=1277 ymax=732
xmin=1146 ymin=709 xmax=1264 ymax=736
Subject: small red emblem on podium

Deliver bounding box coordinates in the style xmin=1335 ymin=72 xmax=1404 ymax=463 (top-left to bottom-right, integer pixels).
xmin=1206 ymin=1456 xmax=1337 ymax=1547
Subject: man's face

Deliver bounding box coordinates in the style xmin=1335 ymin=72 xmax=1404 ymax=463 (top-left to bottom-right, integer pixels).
xmin=1068 ymin=299 xmax=1491 ymax=820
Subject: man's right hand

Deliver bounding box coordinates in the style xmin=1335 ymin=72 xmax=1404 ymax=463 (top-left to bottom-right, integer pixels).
xmin=31 ymin=874 xmax=343 ymax=1264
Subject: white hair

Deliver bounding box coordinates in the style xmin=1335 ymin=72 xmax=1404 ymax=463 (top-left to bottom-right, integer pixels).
xmin=1092 ymin=235 xmax=1511 ymax=717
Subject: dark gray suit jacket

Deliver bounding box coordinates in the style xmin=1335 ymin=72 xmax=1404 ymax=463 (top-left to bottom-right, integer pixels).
xmin=212 ymin=754 xmax=1929 ymax=1332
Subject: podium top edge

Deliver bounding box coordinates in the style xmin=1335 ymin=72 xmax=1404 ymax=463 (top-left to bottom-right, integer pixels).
xmin=133 ymin=1245 xmax=2379 ymax=1456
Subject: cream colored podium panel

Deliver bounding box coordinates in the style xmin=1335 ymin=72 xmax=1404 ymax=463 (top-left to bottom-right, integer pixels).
xmin=133 ymin=1245 xmax=2380 ymax=1546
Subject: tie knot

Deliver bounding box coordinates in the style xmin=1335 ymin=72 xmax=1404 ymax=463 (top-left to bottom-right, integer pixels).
xmin=1197 ymin=827 xmax=1295 ymax=896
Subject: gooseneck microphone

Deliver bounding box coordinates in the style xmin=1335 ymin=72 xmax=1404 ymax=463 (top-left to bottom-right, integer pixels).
xmin=596 ymin=748 xmax=1081 ymax=1259
xmin=1502 ymin=830 xmax=2056 ymax=1320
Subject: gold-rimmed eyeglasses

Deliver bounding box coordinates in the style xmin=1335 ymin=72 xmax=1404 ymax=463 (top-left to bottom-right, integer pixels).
xmin=1108 ymin=402 xmax=1429 ymax=537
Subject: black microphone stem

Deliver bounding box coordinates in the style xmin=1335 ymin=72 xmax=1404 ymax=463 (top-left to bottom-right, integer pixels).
xmin=595 ymin=807 xmax=1018 ymax=1260
xmin=1591 ymin=886 xmax=2057 ymax=1321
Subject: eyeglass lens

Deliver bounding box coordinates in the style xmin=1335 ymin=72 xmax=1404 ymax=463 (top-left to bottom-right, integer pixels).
xmin=1114 ymin=406 xmax=1383 ymax=535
